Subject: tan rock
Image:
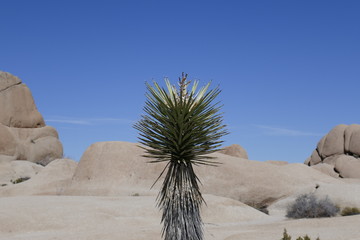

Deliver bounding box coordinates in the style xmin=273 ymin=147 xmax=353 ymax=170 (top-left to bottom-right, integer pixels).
xmin=316 ymin=135 xmax=326 ymax=157
xmin=0 ymin=72 xmax=63 ymax=165
xmin=0 ymin=124 xmax=16 ymax=156
xmin=334 ymin=155 xmax=360 ymax=178
xmin=347 ymin=128 xmax=360 ymax=156
xmin=9 ymin=126 xmax=63 ymax=164
xmin=265 ymin=160 xmax=288 ymax=166
xmin=27 ymin=136 xmax=63 ymax=165
xmin=313 ymin=182 xmax=360 ymax=209
xmin=344 ymin=124 xmax=360 ymax=154
xmin=306 ymin=124 xmax=360 ymax=179
xmin=0 ymin=71 xmax=45 ymax=128
xmin=202 ymin=194 xmax=269 ymax=223
xmin=323 ymin=155 xmax=341 ymax=166
xmin=0 ymin=160 xmax=43 ymax=186
xmin=11 ymin=125 xmax=59 ymax=140
xmin=65 ymin=141 xmax=341 ymax=207
xmin=199 ymin=158 xmax=340 ymax=206
xmin=65 ymin=141 xmax=161 ymax=196
xmin=308 ymin=149 xmax=322 ymax=166
xmin=0 ymin=71 xmax=21 ymax=91
xmin=219 ymin=144 xmax=248 ymax=159
xmin=319 ymin=124 xmax=347 ymax=158
xmin=0 ymin=159 xmax=77 ymax=196
xmin=0 ymin=154 xmax=15 ymax=163
xmin=311 ymin=163 xmax=339 ymax=178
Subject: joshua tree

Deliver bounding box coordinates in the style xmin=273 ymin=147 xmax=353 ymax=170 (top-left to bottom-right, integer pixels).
xmin=134 ymin=73 xmax=227 ymax=240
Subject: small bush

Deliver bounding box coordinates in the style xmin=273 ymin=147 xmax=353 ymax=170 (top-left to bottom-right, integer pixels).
xmin=341 ymin=207 xmax=360 ymax=216
xmin=280 ymin=228 xmax=291 ymax=240
xmin=11 ymin=177 xmax=30 ymax=184
xmin=281 ymin=229 xmax=320 ymax=240
xmin=296 ymin=236 xmax=312 ymax=240
xmin=286 ymin=193 xmax=339 ymax=219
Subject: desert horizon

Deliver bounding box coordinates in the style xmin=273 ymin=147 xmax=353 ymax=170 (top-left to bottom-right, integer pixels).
xmin=2 ymin=1 xmax=360 ymax=239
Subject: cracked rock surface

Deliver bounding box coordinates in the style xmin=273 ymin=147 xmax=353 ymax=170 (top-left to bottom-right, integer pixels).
xmin=305 ymin=124 xmax=360 ymax=178
xmin=0 ymin=71 xmax=45 ymax=128
xmin=0 ymin=71 xmax=63 ymax=175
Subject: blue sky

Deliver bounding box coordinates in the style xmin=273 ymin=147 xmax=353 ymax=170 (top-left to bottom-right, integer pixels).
xmin=1 ymin=1 xmax=359 ymax=163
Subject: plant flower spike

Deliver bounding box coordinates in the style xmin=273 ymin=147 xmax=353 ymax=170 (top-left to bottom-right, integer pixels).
xmin=134 ymin=73 xmax=228 ymax=240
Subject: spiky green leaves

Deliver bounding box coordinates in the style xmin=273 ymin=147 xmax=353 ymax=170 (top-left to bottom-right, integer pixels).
xmin=134 ymin=73 xmax=227 ymax=240
xmin=134 ymin=74 xmax=227 ymax=166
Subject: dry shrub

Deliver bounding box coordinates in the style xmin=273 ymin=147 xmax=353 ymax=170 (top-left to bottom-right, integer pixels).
xmin=286 ymin=193 xmax=339 ymax=219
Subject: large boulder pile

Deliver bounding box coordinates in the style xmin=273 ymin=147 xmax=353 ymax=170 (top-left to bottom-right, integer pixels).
xmin=0 ymin=71 xmax=63 ymax=185
xmin=64 ymin=141 xmax=340 ymax=208
xmin=305 ymin=124 xmax=360 ymax=178
xmin=3 ymin=139 xmax=356 ymax=219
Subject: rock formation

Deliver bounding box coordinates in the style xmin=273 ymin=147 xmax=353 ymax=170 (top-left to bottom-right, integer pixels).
xmin=0 ymin=158 xmax=77 ymax=196
xmin=64 ymin=141 xmax=340 ymax=208
xmin=219 ymin=144 xmax=248 ymax=159
xmin=0 ymin=71 xmax=63 ymax=167
xmin=305 ymin=124 xmax=360 ymax=178
xmin=0 ymin=71 xmax=44 ymax=128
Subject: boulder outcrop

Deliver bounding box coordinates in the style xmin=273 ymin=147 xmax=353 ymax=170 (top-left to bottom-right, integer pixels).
xmin=0 ymin=71 xmax=63 ymax=165
xmin=305 ymin=124 xmax=360 ymax=178
xmin=0 ymin=159 xmax=43 ymax=186
xmin=64 ymin=141 xmax=341 ymax=207
xmin=0 ymin=71 xmax=45 ymax=128
xmin=0 ymin=158 xmax=77 ymax=196
xmin=219 ymin=144 xmax=248 ymax=159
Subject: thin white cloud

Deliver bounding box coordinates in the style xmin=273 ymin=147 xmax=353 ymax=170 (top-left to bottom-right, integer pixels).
xmin=91 ymin=118 xmax=135 ymax=124
xmin=255 ymin=125 xmax=323 ymax=137
xmin=46 ymin=119 xmax=91 ymax=125
xmin=45 ymin=117 xmax=134 ymax=125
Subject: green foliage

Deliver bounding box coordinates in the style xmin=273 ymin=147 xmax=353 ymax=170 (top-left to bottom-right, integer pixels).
xmin=281 ymin=229 xmax=292 ymax=240
xmin=11 ymin=177 xmax=30 ymax=184
xmin=281 ymin=229 xmax=320 ymax=240
xmin=286 ymin=193 xmax=339 ymax=219
xmin=296 ymin=236 xmax=311 ymax=240
xmin=134 ymin=73 xmax=228 ymax=240
xmin=341 ymin=207 xmax=360 ymax=216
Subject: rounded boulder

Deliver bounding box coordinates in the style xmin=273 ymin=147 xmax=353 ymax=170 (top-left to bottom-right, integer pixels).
xmin=219 ymin=144 xmax=248 ymax=159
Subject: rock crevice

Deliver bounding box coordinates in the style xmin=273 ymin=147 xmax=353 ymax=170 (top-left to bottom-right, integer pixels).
xmin=0 ymin=81 xmax=22 ymax=93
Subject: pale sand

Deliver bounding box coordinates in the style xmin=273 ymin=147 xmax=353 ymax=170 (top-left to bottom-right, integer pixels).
xmin=1 ymin=195 xmax=359 ymax=240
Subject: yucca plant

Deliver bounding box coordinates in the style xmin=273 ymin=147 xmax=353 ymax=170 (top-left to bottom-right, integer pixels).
xmin=134 ymin=73 xmax=228 ymax=240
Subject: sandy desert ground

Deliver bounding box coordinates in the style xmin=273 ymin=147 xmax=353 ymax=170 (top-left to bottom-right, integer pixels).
xmin=1 ymin=194 xmax=360 ymax=240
